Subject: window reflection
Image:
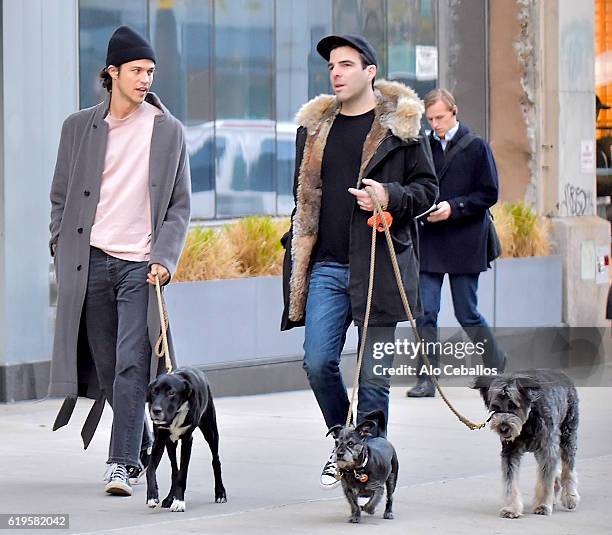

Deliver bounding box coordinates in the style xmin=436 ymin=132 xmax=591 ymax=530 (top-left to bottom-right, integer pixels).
xmin=149 ymin=0 xmax=215 ymax=218
xmin=333 ymin=0 xmax=387 ymax=77
xmin=387 ymin=0 xmax=437 ymax=100
xmin=79 ymin=0 xmax=147 ymax=109
xmin=276 ymin=0 xmax=332 ymax=214
xmin=77 ymin=0 xmax=439 ymax=220
xmin=214 ymin=120 xmax=276 ymax=216
xmin=214 ymin=0 xmax=275 ymax=216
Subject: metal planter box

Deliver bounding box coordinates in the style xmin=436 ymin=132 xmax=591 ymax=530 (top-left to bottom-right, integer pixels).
xmin=165 ymin=256 xmax=562 ymax=366
xmin=435 ymin=255 xmax=563 ymax=328
xmin=493 ymin=255 xmax=562 ymax=327
xmin=164 ymin=276 xmax=358 ymax=367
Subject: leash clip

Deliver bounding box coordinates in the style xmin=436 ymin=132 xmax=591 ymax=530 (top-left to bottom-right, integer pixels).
xmin=354 ymin=470 xmax=369 ymax=483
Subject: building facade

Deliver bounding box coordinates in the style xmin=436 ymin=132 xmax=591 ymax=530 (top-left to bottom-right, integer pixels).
xmin=0 ymin=0 xmax=606 ymax=401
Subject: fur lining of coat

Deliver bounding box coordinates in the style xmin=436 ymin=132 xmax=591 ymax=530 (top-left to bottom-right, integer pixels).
xmin=288 ymin=80 xmax=424 ymax=322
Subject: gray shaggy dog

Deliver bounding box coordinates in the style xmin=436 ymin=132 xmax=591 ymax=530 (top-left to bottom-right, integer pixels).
xmin=471 ymin=369 xmax=580 ymax=518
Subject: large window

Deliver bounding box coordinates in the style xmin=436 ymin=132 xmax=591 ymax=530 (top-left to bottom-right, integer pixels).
xmin=387 ymin=0 xmax=437 ymax=101
xmin=334 ymin=0 xmax=387 ymax=76
xmin=276 ymin=0 xmax=332 ymax=214
xmin=78 ymin=0 xmax=438 ymax=220
xmin=149 ymin=0 xmax=215 ymax=218
xmin=214 ymin=0 xmax=275 ymax=217
xmin=79 ymin=0 xmax=147 ymax=109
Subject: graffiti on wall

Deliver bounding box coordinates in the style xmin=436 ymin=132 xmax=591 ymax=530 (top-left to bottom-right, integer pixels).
xmin=558 ymin=183 xmax=595 ymax=216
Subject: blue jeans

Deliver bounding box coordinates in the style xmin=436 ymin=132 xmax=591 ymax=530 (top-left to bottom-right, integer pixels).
xmin=303 ymin=262 xmax=396 ymax=431
xmin=84 ymin=247 xmax=153 ymax=466
xmin=415 ymin=271 xmax=506 ymax=381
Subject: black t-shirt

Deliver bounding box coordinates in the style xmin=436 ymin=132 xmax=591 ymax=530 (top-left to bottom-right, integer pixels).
xmin=314 ymin=109 xmax=375 ymax=264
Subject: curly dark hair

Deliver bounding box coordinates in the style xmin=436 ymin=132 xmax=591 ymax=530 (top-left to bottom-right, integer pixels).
xmin=99 ymin=67 xmax=116 ymax=92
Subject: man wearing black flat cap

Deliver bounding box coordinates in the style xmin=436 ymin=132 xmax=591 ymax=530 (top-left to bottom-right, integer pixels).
xmin=49 ymin=26 xmax=191 ymax=497
xmin=281 ymin=34 xmax=437 ymax=488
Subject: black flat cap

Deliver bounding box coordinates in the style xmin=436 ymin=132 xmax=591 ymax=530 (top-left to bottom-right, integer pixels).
xmin=316 ymin=34 xmax=378 ymax=67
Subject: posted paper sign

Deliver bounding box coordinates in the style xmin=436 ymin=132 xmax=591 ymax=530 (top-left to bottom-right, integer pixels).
xmin=580 ymin=140 xmax=595 ymax=173
xmin=416 ymin=45 xmax=438 ymax=81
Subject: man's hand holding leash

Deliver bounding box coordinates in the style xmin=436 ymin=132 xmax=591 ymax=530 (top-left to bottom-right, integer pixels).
xmin=348 ymin=178 xmax=388 ymax=212
xmin=147 ymin=263 xmax=170 ymax=285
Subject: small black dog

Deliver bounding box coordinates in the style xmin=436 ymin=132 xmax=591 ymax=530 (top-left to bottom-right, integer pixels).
xmin=327 ymin=411 xmax=399 ymax=523
xmin=471 ymin=369 xmax=580 ymax=518
xmin=146 ymin=367 xmax=227 ymax=512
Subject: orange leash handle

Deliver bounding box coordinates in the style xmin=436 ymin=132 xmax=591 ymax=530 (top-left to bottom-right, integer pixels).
xmin=367 ymin=211 xmax=393 ymax=232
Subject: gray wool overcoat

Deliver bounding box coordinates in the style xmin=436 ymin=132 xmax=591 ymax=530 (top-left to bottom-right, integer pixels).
xmin=48 ymin=92 xmax=191 ymax=444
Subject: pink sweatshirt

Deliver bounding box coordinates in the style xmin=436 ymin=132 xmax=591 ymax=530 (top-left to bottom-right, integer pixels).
xmin=90 ymin=101 xmax=162 ymax=262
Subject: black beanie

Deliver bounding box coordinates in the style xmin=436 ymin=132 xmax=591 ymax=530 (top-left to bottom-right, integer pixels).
xmin=106 ymin=26 xmax=156 ymax=67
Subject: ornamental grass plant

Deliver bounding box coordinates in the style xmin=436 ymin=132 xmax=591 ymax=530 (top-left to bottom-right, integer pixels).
xmin=173 ymin=226 xmax=240 ymax=282
xmin=490 ymin=201 xmax=551 ymax=258
xmin=175 ymin=204 xmax=550 ymax=282
xmin=174 ymin=217 xmax=290 ymax=282
xmin=224 ymin=216 xmax=289 ymax=276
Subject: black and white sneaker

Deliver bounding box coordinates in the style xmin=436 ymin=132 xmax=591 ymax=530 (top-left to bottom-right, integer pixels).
xmin=320 ymin=448 xmax=341 ymax=489
xmin=104 ymin=463 xmax=132 ymax=496
xmin=127 ymin=447 xmax=151 ymax=485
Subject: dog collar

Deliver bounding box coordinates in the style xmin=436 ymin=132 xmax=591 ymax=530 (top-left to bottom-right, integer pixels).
xmin=357 ymin=448 xmax=369 ymax=469
xmin=486 ymin=410 xmax=512 ymax=422
xmin=352 ymin=448 xmax=369 ymax=482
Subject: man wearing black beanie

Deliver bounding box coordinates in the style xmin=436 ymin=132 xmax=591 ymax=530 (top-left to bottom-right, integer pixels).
xmin=49 ymin=26 xmax=191 ymax=498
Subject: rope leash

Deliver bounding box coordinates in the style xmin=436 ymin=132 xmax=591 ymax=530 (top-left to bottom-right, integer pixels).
xmin=345 ymin=187 xmax=486 ymax=431
xmin=345 ymin=214 xmax=377 ymax=427
xmin=154 ymin=275 xmax=173 ymax=374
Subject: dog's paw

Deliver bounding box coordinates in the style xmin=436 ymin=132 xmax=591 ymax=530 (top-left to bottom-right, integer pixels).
xmin=362 ymin=503 xmax=377 ymax=515
xmin=499 ymin=507 xmax=522 ymax=519
xmin=561 ymin=490 xmax=580 ymax=510
xmin=146 ymin=498 xmax=159 ymax=508
xmin=215 ymin=488 xmax=227 ymax=503
xmin=161 ymin=496 xmax=174 ymax=508
xmin=383 ymin=510 xmax=394 ymax=520
xmin=533 ymin=503 xmax=552 ymax=516
xmin=348 ymin=515 xmax=361 ymax=523
xmin=170 ymin=499 xmax=186 ymax=512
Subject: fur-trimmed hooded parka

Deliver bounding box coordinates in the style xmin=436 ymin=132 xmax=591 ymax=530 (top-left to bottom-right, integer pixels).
xmin=281 ymin=80 xmax=438 ymax=330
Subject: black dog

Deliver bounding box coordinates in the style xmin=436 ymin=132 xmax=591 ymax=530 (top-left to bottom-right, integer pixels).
xmin=471 ymin=369 xmax=580 ymax=518
xmin=327 ymin=411 xmax=399 ymax=523
xmin=146 ymin=367 xmax=227 ymax=511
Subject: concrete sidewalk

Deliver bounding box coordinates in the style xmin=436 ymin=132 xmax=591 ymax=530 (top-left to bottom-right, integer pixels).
xmin=1 ymin=382 xmax=611 ymax=534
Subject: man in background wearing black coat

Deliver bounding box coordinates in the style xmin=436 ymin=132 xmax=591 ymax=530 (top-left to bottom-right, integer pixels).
xmin=407 ymin=89 xmax=507 ymax=398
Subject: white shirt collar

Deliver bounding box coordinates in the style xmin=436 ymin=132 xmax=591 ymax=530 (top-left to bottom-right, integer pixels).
xmin=433 ymin=122 xmax=460 ymax=149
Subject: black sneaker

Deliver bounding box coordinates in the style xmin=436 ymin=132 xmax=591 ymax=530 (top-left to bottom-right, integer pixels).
xmin=320 ymin=448 xmax=341 ymax=489
xmin=127 ymin=447 xmax=151 ymax=485
xmin=104 ymin=463 xmax=132 ymax=496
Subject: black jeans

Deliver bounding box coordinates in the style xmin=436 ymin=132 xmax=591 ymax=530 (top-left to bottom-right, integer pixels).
xmin=84 ymin=247 xmax=152 ymax=466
